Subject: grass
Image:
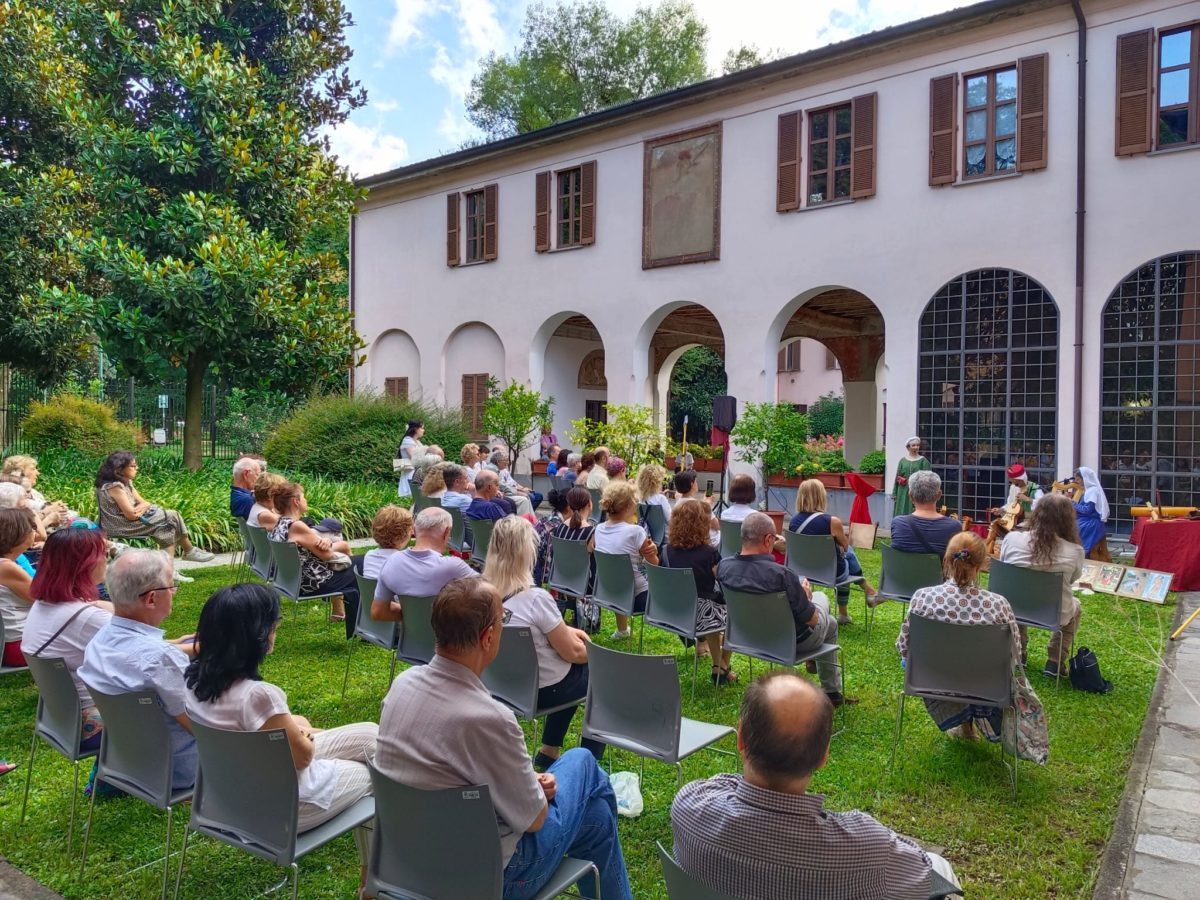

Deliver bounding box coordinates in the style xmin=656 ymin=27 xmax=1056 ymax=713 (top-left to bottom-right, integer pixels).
xmin=0 ymin=549 xmax=1175 ymax=899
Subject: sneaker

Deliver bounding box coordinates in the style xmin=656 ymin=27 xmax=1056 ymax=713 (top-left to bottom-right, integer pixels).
xmin=826 ymin=692 xmax=859 ymax=707
xmin=173 ymin=570 xmax=195 ymax=584
xmin=836 ymin=612 xmax=853 ymax=626
xmin=610 ymin=628 xmax=632 ymax=640
xmin=1043 ymin=661 xmax=1063 ymax=678
xmin=182 ymin=547 xmax=215 ymax=563
xmin=865 ymin=591 xmax=883 ymax=609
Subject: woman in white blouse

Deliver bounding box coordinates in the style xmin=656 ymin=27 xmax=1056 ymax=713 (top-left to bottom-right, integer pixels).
xmin=594 ymin=482 xmax=658 ymax=640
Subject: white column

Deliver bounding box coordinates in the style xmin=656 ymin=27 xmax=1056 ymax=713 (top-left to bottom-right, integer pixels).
xmin=843 ymin=380 xmax=879 ymax=467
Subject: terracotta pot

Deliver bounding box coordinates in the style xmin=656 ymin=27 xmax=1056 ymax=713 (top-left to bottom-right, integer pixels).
xmin=766 ymin=473 xmax=803 ymax=488
xmin=816 ymin=472 xmax=845 ymax=489
xmin=856 ymin=473 xmax=884 ymax=490
xmin=764 ymin=509 xmax=786 ymax=534
xmin=531 ymin=459 xmax=549 ymax=475
xmin=694 ymin=458 xmax=723 ymax=472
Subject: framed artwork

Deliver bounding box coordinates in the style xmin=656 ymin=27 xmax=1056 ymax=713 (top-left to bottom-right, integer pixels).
xmin=1095 ymin=565 xmax=1125 ymax=593
xmin=1116 ymin=568 xmax=1147 ymax=599
xmin=848 ymin=522 xmax=878 ymax=550
xmin=1078 ymin=562 xmax=1104 ymax=588
xmin=1141 ymin=571 xmax=1172 ymax=604
xmin=642 ymin=123 xmax=722 ymax=269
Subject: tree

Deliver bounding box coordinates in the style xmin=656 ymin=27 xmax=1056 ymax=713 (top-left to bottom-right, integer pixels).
xmin=22 ymin=0 xmax=366 ymax=469
xmin=567 ymin=403 xmax=666 ymax=476
xmin=730 ymin=402 xmax=809 ymax=508
xmin=667 ymin=346 xmax=726 ymax=440
xmin=721 ymin=43 xmax=784 ymax=74
xmin=808 ymin=391 xmax=846 ymax=438
xmin=483 ymin=380 xmax=554 ymax=465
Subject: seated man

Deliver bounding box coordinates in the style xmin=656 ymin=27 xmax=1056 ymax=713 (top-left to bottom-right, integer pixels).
xmin=78 ymin=549 xmax=198 ymax=791
xmin=889 ymin=470 xmax=964 ymax=559
xmin=373 ymin=508 xmax=475 ymax=622
xmin=488 ymin=450 xmax=541 ymax=515
xmin=439 ymin=464 xmax=475 ymax=512
xmin=230 ymin=455 xmax=265 ymax=520
xmin=672 ymin=671 xmax=959 ymax=900
xmin=986 ymin=463 xmax=1045 ymax=554
xmin=467 ymin=470 xmax=513 ymax=522
xmin=377 ymin=577 xmax=632 ymax=900
xmin=717 ymin=513 xmax=853 ymax=706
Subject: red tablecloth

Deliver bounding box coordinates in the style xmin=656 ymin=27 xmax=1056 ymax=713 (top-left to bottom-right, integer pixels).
xmin=1131 ymin=519 xmax=1200 ymax=591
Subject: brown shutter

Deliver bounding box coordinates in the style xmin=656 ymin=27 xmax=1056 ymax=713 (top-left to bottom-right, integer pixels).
xmin=1016 ymin=54 xmax=1049 ymax=171
xmin=1115 ymin=29 xmax=1154 ymax=155
xmin=446 ymin=192 xmax=460 ymax=267
xmin=462 ymin=373 xmax=488 ymax=437
xmin=534 ymin=172 xmax=550 ymax=252
xmin=776 ymin=111 xmax=802 ymax=211
xmin=482 ymin=183 xmax=498 ymax=261
xmin=850 ymin=93 xmax=877 ymax=198
xmin=580 ymin=161 xmax=597 ymax=246
xmin=384 ymin=377 xmax=409 ymax=401
xmin=929 ymin=74 xmax=958 ymax=185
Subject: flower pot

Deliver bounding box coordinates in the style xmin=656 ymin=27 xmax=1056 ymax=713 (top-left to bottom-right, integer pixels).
xmin=531 ymin=459 xmax=549 ymax=475
xmin=766 ymin=473 xmax=803 ymax=488
xmin=694 ymin=458 xmax=723 ymax=473
xmin=764 ymin=509 xmax=786 ymax=534
xmin=856 ymin=473 xmax=884 ymax=490
xmin=816 ymin=472 xmax=845 ymax=489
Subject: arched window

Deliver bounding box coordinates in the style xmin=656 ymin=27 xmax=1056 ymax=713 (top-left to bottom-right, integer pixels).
xmin=918 ymin=269 xmax=1059 ymax=520
xmin=1100 ymin=252 xmax=1200 ymax=536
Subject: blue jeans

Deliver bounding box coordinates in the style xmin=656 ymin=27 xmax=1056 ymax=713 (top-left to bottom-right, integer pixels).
xmin=835 ymin=547 xmax=864 ymax=605
xmin=503 ymin=749 xmax=632 ymax=900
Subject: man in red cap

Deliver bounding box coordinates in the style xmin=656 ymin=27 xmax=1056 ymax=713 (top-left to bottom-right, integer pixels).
xmin=985 ymin=463 xmax=1045 ymax=554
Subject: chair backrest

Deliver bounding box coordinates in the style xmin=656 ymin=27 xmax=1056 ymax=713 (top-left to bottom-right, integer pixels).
xmin=641 ymin=503 xmax=668 ymax=545
xmin=722 ymin=587 xmax=799 ymax=666
xmin=479 ymin=626 xmax=540 ymax=717
xmin=470 ymin=518 xmax=496 ymax=567
xmin=582 ymin=644 xmax=681 ymax=761
xmin=87 ymin=689 xmax=174 ymax=805
xmin=904 ymin=615 xmax=1013 ymax=707
xmin=658 ymin=842 xmax=737 ymax=900
xmin=25 ymin=655 xmax=85 ymax=759
xmin=645 ymin=563 xmax=700 ymax=639
xmin=446 ymin=506 xmax=467 ymax=553
xmin=411 ymin=491 xmax=434 ymax=514
xmin=268 ymin=539 xmax=302 ymax=599
xmin=548 ymin=537 xmax=591 ymax=598
xmin=0 ymin=617 xmax=29 ymax=673
xmin=366 ymin=770 xmax=504 ymax=900
xmin=588 ymin=488 xmax=605 ymax=523
xmin=353 ymin=575 xmax=398 ymax=649
xmin=237 ymin=518 xmax=255 ymax=566
xmin=245 ymin=525 xmax=274 ymax=581
xmin=188 ymin=721 xmax=299 ymax=865
xmin=783 ymin=530 xmax=839 ymax=585
xmin=395 ymin=595 xmax=437 ymax=666
xmin=593 ymin=551 xmax=637 ymax=615
xmin=879 ymin=544 xmax=944 ymax=601
xmin=718 ymin=520 xmax=742 ymax=559
xmin=986 ymin=560 xmax=1064 ymax=630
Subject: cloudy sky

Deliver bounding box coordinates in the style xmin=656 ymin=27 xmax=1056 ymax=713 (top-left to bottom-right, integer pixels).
xmin=328 ymin=0 xmax=985 ymax=177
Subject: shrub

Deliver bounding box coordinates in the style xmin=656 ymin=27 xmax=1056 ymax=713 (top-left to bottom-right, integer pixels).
xmin=216 ymin=388 xmax=292 ymax=455
xmin=21 ymin=394 xmax=143 ymax=456
xmin=807 ymin=391 xmax=845 ymax=438
xmin=265 ymin=392 xmax=469 ymax=482
xmin=858 ymin=449 xmax=886 ymax=474
xmin=731 ymin=402 xmax=809 ymax=476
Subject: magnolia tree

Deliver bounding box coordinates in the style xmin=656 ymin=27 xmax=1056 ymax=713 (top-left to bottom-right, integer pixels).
xmin=482 ymin=380 xmax=554 ymax=466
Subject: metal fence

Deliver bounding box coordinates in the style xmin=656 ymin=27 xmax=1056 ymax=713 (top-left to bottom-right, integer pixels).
xmin=0 ymin=366 xmax=238 ymax=459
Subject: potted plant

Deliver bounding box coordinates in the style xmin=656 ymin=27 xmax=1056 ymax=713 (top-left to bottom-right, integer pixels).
xmin=810 ymin=435 xmax=849 ymax=488
xmin=730 ymin=402 xmax=810 ymax=508
xmin=856 ymin=449 xmax=886 ymax=490
xmin=692 ymin=444 xmax=725 ymax=473
xmin=482 ymin=379 xmax=554 ymax=475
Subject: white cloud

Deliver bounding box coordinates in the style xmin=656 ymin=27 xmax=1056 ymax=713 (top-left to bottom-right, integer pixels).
xmin=429 ymin=42 xmax=475 ymax=100
xmin=325 ymin=120 xmax=411 ymax=177
xmin=387 ymin=0 xmax=437 ymax=54
xmin=437 ymin=105 xmax=480 ymax=148
xmin=373 ymin=98 xmax=400 ymax=112
xmin=454 ymin=0 xmax=506 ymax=60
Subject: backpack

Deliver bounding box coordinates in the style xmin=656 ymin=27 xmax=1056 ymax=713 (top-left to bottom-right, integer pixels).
xmin=1068 ymin=646 xmax=1113 ymax=693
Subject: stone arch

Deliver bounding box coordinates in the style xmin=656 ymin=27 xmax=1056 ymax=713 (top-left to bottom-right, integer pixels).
xmin=633 ymin=302 xmax=727 ymax=432
xmin=529 ymin=312 xmax=607 ymax=440
xmin=368 ymin=329 xmax=421 ymax=399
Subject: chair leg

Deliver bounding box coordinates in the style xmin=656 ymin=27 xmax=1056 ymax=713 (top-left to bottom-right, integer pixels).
xmin=19 ymin=732 xmax=37 ymax=825
xmin=637 ymin=616 xmax=644 ymax=653
xmin=173 ymin=826 xmax=190 ymax=900
xmin=67 ymin=759 xmax=81 ymax=854
xmin=79 ymin=773 xmax=99 ymax=876
xmin=161 ymin=806 xmax=174 ymax=900
xmin=676 ymin=762 xmax=683 ymax=790
xmin=290 ymin=862 xmax=300 ymax=900
xmin=341 ymin=638 xmax=358 ymax=699
xmin=889 ymin=693 xmax=907 ymax=775
xmin=690 ymin=649 xmax=698 ymax=704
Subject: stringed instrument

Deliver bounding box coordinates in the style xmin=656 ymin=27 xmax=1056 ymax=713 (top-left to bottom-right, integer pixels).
xmin=993 ymin=499 xmax=1023 ymax=533
xmin=1051 ymin=478 xmax=1084 ymax=502
xmin=939 ymin=506 xmax=974 ymax=531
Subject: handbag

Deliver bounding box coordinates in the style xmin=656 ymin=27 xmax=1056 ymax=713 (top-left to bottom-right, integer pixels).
xmin=1068 ymin=646 xmax=1113 ymax=693
xmin=139 ymin=505 xmax=167 ymax=526
xmin=1001 ymin=675 xmax=1049 ymax=764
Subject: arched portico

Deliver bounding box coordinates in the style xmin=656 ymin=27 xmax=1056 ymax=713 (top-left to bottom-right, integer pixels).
xmin=530 ymin=312 xmax=608 ymax=441
xmin=633 ymin=303 xmax=727 ymax=431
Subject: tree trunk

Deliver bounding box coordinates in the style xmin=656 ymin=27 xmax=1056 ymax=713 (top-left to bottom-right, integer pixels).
xmin=183 ymin=352 xmax=207 ymax=472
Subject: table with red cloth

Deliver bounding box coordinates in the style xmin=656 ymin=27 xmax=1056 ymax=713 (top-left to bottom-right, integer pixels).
xmin=1130 ymin=518 xmax=1200 ymax=592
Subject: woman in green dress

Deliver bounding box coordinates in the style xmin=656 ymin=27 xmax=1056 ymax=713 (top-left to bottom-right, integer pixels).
xmin=893 ymin=436 xmax=931 ymax=517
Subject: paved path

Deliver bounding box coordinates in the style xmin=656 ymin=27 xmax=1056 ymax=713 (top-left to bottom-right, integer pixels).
xmin=174 ymin=537 xmax=375 ymax=572
xmin=0 ymin=857 xmax=62 ymax=900
xmin=1097 ymin=591 xmax=1200 ymax=899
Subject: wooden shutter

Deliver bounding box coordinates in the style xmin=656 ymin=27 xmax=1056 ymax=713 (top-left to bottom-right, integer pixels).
xmin=446 ymin=192 xmax=460 ymax=267
xmin=534 ymin=172 xmax=550 ymax=252
xmin=1017 ymin=54 xmax=1049 ymax=171
xmin=384 ymin=377 xmax=409 ymax=401
xmin=1115 ymin=29 xmax=1154 ymax=155
xmin=482 ymin=183 xmax=498 ymax=261
xmin=929 ymin=74 xmax=958 ymax=185
xmin=850 ymin=93 xmax=877 ymax=198
xmin=776 ymin=111 xmax=802 ymax=211
xmin=580 ymin=161 xmax=597 ymax=246
xmin=462 ymin=373 xmax=488 ymax=437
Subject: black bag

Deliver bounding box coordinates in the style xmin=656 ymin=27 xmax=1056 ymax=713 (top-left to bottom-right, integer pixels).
xmin=1068 ymin=646 xmax=1113 ymax=693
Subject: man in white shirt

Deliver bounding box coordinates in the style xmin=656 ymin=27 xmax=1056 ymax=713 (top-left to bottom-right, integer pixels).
xmin=79 ymin=549 xmax=198 ymax=790
xmin=372 ymin=508 xmax=475 ymax=622
xmin=439 ymin=464 xmax=475 ymax=511
xmin=376 ymin=577 xmax=632 ymax=899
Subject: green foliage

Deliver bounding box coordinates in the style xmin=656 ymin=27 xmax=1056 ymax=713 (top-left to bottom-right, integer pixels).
xmin=566 ymin=403 xmax=665 ymax=476
xmin=483 ymin=379 xmax=554 ymax=462
xmin=858 ymin=448 xmax=887 ymax=474
xmin=721 ymin=43 xmax=783 ymax=74
xmin=807 ymin=390 xmax=846 ymax=438
xmin=667 ymin=345 xmax=727 ymax=440
xmin=216 ymin=388 xmax=293 ymax=455
xmin=809 ymin=434 xmax=848 ymax=473
xmin=730 ymin=402 xmax=809 ymax=476
xmin=266 ymin=393 xmax=468 ymax=483
xmin=20 ymin=394 xmax=143 ymax=456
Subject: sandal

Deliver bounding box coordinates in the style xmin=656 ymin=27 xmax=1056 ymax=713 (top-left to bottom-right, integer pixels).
xmin=711 ymin=665 xmax=739 ymax=686
xmin=329 ymin=614 xmax=346 ymax=623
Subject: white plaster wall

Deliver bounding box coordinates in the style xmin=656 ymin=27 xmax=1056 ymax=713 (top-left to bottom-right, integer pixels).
xmin=542 ymin=335 xmax=605 ymax=442
xmin=776 ymin=339 xmax=846 ymax=407
xmin=443 ymin=323 xmax=505 ymax=408
xmin=366 ymin=329 xmax=421 ymax=396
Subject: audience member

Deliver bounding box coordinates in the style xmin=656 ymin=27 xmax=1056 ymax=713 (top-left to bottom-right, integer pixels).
xmin=269 ymin=482 xmax=356 ymax=633
xmin=0 ymin=481 xmax=48 ymax=547
xmin=554 ymin=487 xmax=599 ymax=629
xmin=0 ymin=509 xmax=37 ymax=668
xmin=888 ymin=470 xmax=963 ymax=560
xmin=533 ymin=489 xmax=569 ymax=586
xmin=672 ymin=671 xmax=959 ymax=899
xmin=576 ymin=452 xmax=597 ymax=487
xmin=483 ymin=517 xmax=605 ymax=768
xmin=372 ymin=507 xmax=475 ymax=622
xmin=594 ymin=482 xmax=657 ymax=640
xmin=488 ymin=450 xmax=541 ymax=515
xmin=1 ymin=455 xmax=71 ymax=534
xmin=585 ymin=448 xmax=611 ymax=490
xmin=790 ymin=478 xmax=878 ymax=624
xmin=467 ymin=470 xmax=511 ymax=522
xmin=605 ymin=456 xmax=627 ymax=481
xmin=79 ymin=550 xmax=198 ymax=791
xmin=999 ymin=493 xmax=1084 ymax=677
xmin=636 ymin=464 xmax=672 ymax=526
xmin=662 ymin=499 xmax=731 ymax=682
xmin=230 ymin=456 xmax=265 ymax=520
xmin=719 ymin=474 xmax=758 ymax=524
xmin=460 ymin=442 xmax=483 ymax=477
xmin=359 ymin=505 xmax=414 ymax=580
xmin=673 ymin=470 xmax=719 ymax=545
xmin=439 ymin=464 xmax=474 ymax=511
xmin=21 ymin=527 xmax=114 ymax=752
xmin=94 ymin=451 xmax=214 ymax=569
xmin=548 ymin=447 xmax=567 ymax=475
xmin=247 ymin=472 xmax=286 ymax=529
xmin=539 ymin=424 xmax=559 ymax=459
xmin=411 ymin=446 xmax=446 ymax=491
xmin=185 ymin=584 xmax=378 ymax=889
xmin=420 ymin=462 xmax=449 ymax=500
xmin=376 ymin=577 xmax=632 ymax=899
xmin=718 ymin=513 xmax=852 ymax=706
xmin=560 ymin=453 xmax=582 ymax=485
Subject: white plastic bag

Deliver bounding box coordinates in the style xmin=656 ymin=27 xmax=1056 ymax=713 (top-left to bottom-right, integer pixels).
xmin=609 ymin=771 xmax=643 ymax=818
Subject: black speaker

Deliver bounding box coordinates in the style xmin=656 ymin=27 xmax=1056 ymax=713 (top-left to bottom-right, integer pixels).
xmin=712 ymin=395 xmax=737 ymax=433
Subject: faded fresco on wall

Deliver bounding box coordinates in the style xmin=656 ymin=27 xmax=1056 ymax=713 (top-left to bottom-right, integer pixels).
xmin=642 ymin=124 xmax=721 ymax=268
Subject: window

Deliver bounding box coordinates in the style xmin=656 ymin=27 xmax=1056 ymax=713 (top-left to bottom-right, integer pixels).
xmin=446 ymin=185 xmax=498 ymax=267
xmin=778 ymin=342 xmax=802 ymax=373
xmin=535 ymin=162 xmax=596 ymax=252
xmin=808 ymin=105 xmax=853 ymax=204
xmin=464 ymin=189 xmax=486 ymax=262
xmin=557 ymin=168 xmax=582 ymax=247
xmin=462 ymin=373 xmax=489 ymax=438
xmin=1158 ymin=26 xmax=1199 ymax=145
xmin=384 ymin=377 xmax=409 ymax=401
xmin=825 ymin=348 xmax=839 ymax=371
xmin=963 ymin=66 xmax=1018 ymax=178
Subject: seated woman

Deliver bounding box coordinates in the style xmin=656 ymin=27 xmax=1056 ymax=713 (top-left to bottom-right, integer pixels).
xmin=897 ymin=533 xmax=1046 ymax=760
xmin=94 ymin=451 xmax=214 ymax=568
xmin=0 ymin=481 xmax=49 ymax=558
xmin=185 ymin=584 xmax=378 ymax=889
xmin=488 ymin=450 xmax=541 ymax=515
xmin=0 ymin=509 xmax=37 ymax=668
xmin=719 ymin=474 xmax=758 ymax=523
xmin=21 ymin=527 xmax=114 ymax=752
xmin=1073 ymin=466 xmax=1111 ymax=561
xmin=594 ymin=482 xmax=658 ymax=640
xmin=359 ymin=505 xmax=413 ymax=580
xmin=482 ymin=517 xmax=604 ymax=770
xmin=790 ymin=478 xmax=878 ymax=624
xmin=269 ymin=482 xmax=357 ymax=636
xmin=459 ymin=442 xmax=483 ymax=478
xmin=553 ymin=487 xmax=599 ymax=630
xmin=533 ymin=488 xmax=569 ymax=587
xmin=247 ymin=472 xmax=286 ymax=530
xmin=605 ymin=456 xmax=627 ymax=482
xmin=420 ymin=462 xmax=448 ymax=501
xmin=560 ymin=452 xmax=581 ymax=485
xmin=999 ymin=493 xmax=1085 ymax=677
xmin=672 ymin=470 xmax=720 ymax=545
xmin=637 ymin=463 xmax=672 ymax=526
xmin=662 ymin=499 xmax=735 ymax=684
xmin=551 ymin=448 xmax=570 ymax=479
xmin=1 ymin=455 xmax=72 ymax=535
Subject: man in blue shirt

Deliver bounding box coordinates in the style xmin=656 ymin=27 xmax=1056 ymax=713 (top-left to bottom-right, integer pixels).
xmin=467 ymin=470 xmax=511 ymax=521
xmin=229 ymin=456 xmax=264 ymax=519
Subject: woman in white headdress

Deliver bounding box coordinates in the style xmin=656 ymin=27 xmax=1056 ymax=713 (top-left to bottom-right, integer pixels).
xmin=1073 ymin=466 xmax=1110 ymax=560
xmin=892 ymin=436 xmax=931 ymax=517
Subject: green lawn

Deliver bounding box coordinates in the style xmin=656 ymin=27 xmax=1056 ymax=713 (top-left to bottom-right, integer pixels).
xmin=0 ymin=551 xmax=1173 ymax=899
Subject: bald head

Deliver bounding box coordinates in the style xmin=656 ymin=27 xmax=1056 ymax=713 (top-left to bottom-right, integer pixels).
xmin=475 ymin=469 xmax=500 ymax=497
xmin=739 ymin=672 xmax=832 ymax=788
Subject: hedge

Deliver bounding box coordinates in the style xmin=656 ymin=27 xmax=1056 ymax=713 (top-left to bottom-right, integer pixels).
xmin=20 ymin=395 xmax=144 ymax=456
